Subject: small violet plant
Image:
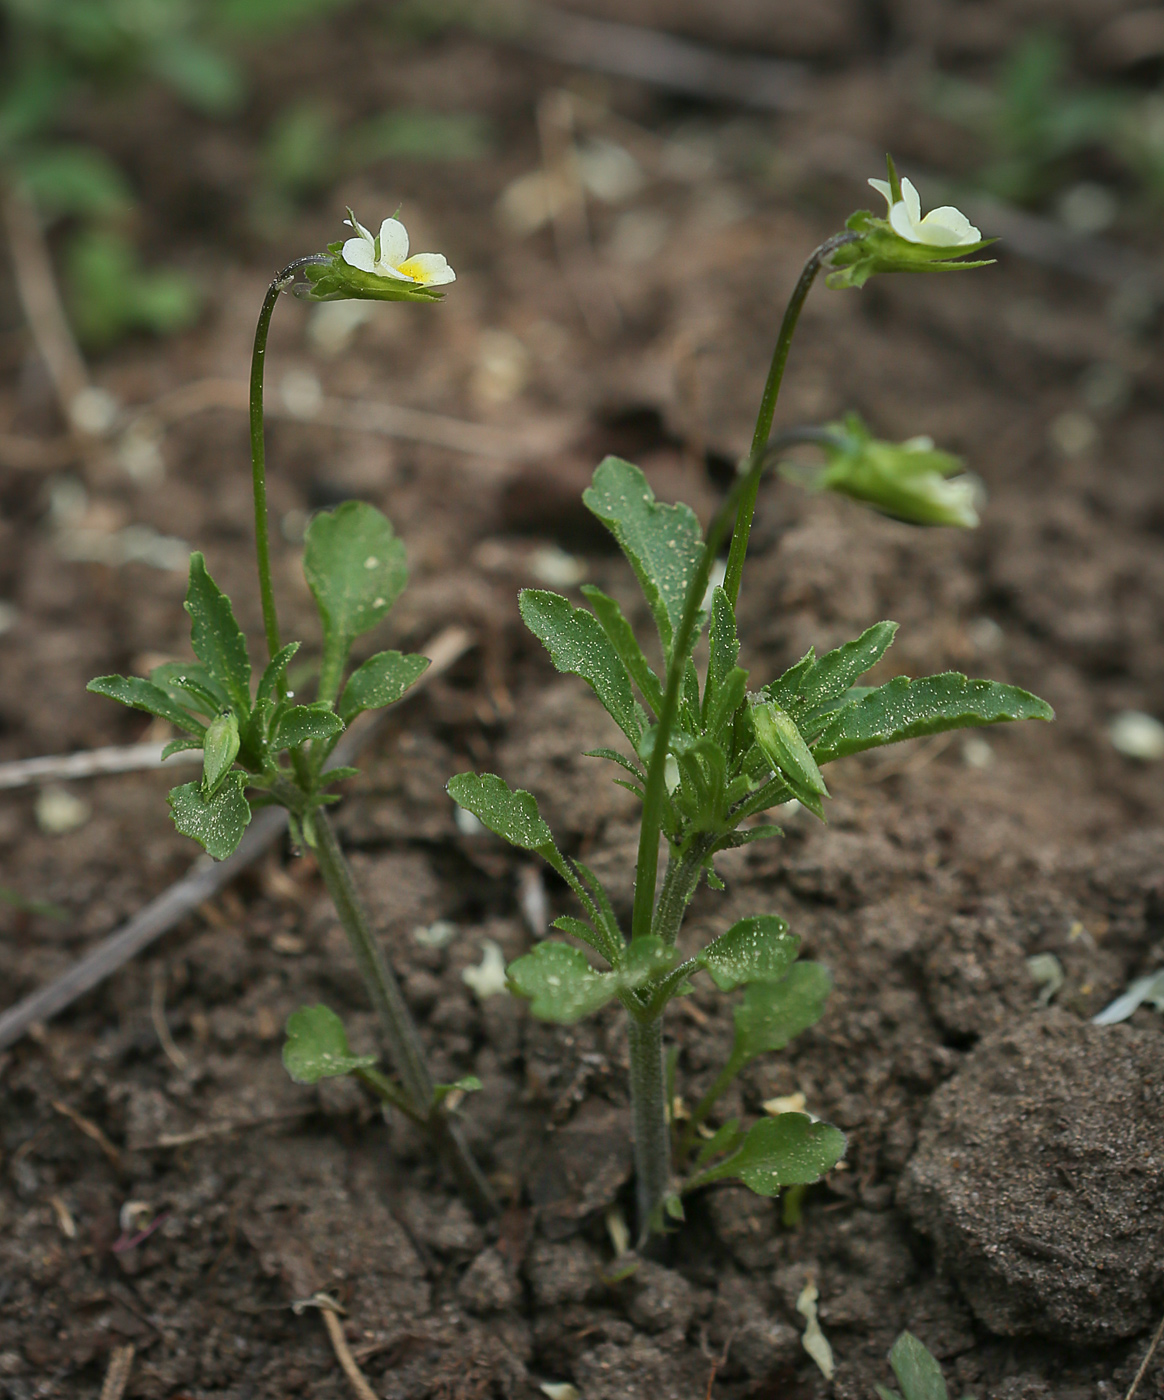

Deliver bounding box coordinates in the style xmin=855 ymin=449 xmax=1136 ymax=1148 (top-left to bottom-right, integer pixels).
xmin=87 ymin=212 xmax=495 ymax=1216
xmin=441 ymin=156 xmax=1050 ymax=1239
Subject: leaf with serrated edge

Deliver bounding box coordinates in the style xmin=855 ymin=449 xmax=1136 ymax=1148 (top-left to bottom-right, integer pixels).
xmin=812 ymin=673 xmax=1054 ymax=766
xmin=732 ymin=962 xmax=832 ymax=1063
xmin=581 ymin=584 xmax=665 ymax=714
xmin=698 ymin=915 xmax=799 ymax=991
xmin=282 ymin=1004 xmax=378 ymax=1084
xmin=582 ymin=457 xmax=704 ymax=661
xmin=274 ymin=705 xmax=345 ymax=750
xmin=508 ymin=942 xmax=616 ymax=1022
xmin=340 ymin=650 xmax=429 ymax=723
xmin=885 ymin=1333 xmax=948 ymax=1400
xmin=692 ymin=1114 xmax=846 ymax=1195
xmin=168 ymin=772 xmax=251 ymax=860
xmin=87 ymin=675 xmax=206 ymax=736
xmin=184 ymin=553 xmax=251 ymax=713
xmin=520 ymin=589 xmax=644 ymax=746
xmin=447 ymin=771 xmax=554 ymax=851
xmin=769 ymin=622 xmax=898 ymax=732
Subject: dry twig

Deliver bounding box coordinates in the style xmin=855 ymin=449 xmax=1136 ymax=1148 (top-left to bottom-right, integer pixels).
xmin=99 ymin=1345 xmax=135 ymax=1400
xmin=51 ymin=1098 xmax=123 ymax=1169
xmin=0 ymin=741 xmax=200 ymax=792
xmin=150 ymin=966 xmax=187 ymax=1070
xmin=1124 ymin=1309 xmax=1164 ymax=1400
xmin=293 ymin=1295 xmax=379 ymax=1400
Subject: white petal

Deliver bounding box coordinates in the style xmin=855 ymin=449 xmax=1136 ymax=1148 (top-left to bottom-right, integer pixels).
xmin=373 ymin=262 xmax=413 ymax=281
xmin=918 ymin=205 xmax=981 ymax=246
xmin=398 ymin=252 xmax=456 ymax=286
xmin=889 ymin=202 xmax=922 ymax=243
xmin=342 ymin=237 xmax=379 ymax=272
xmin=900 ymin=177 xmax=922 ymax=225
xmin=345 ymin=212 xmax=374 ymax=242
xmin=868 ymin=178 xmax=893 ymax=212
xmin=378 ymin=218 xmax=409 ymax=267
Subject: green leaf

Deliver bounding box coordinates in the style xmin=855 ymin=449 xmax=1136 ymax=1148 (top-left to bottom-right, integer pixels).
xmin=751 ymin=701 xmax=828 ymax=817
xmin=149 ymin=660 xmax=231 ymax=717
xmin=618 ymin=936 xmax=677 ymax=987
xmin=508 ymin=941 xmax=616 ymax=1022
xmin=885 ymin=1333 xmax=948 ymax=1400
xmin=161 ymin=737 xmax=203 ymax=759
xmin=339 ymin=650 xmax=430 ymax=723
xmin=282 ymin=1004 xmax=378 ymax=1084
xmin=254 ymin=642 xmax=300 ymax=717
xmin=16 ymin=144 xmax=132 ymax=218
xmin=732 ymin=963 xmax=832 ymax=1064
xmin=447 ymin=771 xmax=554 ymax=851
xmin=87 ymin=674 xmax=206 ymax=736
xmin=581 ymin=584 xmax=665 ymax=714
xmin=768 ymin=621 xmax=898 ymax=733
xmin=273 ymin=704 xmax=345 ymax=750
xmin=811 ymin=673 xmax=1055 ymax=766
xmin=698 ymin=915 xmax=799 ymax=991
xmin=304 ymin=502 xmax=408 ymax=699
xmin=519 ymin=589 xmax=644 ymax=745
xmin=583 ymin=748 xmax=646 ymax=784
xmin=168 ymin=773 xmax=251 ymax=860
xmin=551 ymin=914 xmax=609 ymax=957
xmin=705 ymin=587 xmax=741 ymax=718
xmin=184 ymin=553 xmax=251 ymax=714
xmin=201 ymin=712 xmax=240 ymax=796
xmin=689 ymin=1113 xmax=846 ymax=1195
xmin=582 ymin=457 xmax=704 ymax=662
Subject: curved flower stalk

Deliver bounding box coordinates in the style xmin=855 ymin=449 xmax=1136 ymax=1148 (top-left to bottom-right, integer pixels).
xmin=446 ymin=164 xmax=1053 ymax=1241
xmin=88 ymin=213 xmax=495 ymax=1217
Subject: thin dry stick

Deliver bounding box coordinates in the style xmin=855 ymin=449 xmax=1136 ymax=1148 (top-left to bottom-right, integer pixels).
xmin=1125 ymin=1309 xmax=1164 ymax=1400
xmin=51 ymin=1098 xmax=123 ymax=1169
xmin=99 ymin=1345 xmax=135 ymax=1400
xmin=0 ymin=625 xmax=472 ymax=1051
xmin=0 ymin=741 xmax=201 ymax=792
xmin=150 ymin=967 xmax=187 ymax=1070
xmin=142 ymin=1108 xmax=312 ymax=1150
xmin=293 ymin=1296 xmax=378 ymax=1400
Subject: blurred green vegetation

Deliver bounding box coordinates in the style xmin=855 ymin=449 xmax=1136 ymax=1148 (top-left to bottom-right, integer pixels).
xmin=0 ymin=0 xmax=492 ymax=350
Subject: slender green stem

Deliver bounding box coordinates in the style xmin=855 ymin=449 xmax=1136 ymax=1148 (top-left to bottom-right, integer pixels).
xmin=311 ymin=809 xmax=497 ymax=1218
xmin=678 ymin=1053 xmax=743 ymax=1161
xmin=249 ymin=257 xmax=327 ymax=664
xmin=722 ymin=231 xmax=860 ymax=609
xmin=628 ymin=1015 xmax=670 ymax=1242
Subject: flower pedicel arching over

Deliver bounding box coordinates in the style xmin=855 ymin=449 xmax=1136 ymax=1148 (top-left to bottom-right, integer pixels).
xmin=341 ymin=212 xmax=456 ymax=287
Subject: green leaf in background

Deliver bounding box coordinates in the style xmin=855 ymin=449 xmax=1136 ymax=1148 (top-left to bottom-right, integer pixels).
xmin=446 ymin=771 xmax=555 ymax=851
xmin=581 ymin=584 xmax=665 ymax=715
xmin=282 ymin=1003 xmax=378 ymax=1084
xmin=751 ymin=701 xmax=829 ymax=818
xmin=201 ymin=711 xmax=240 ymax=795
xmin=168 ymin=772 xmax=251 ymax=860
xmin=349 ymin=108 xmax=492 ymax=163
xmin=697 ymin=915 xmax=799 ymax=992
xmin=262 ymin=99 xmax=338 ymax=198
xmin=304 ymin=502 xmax=407 ymax=702
xmin=507 ymin=941 xmax=616 ymax=1022
xmin=704 ymin=587 xmax=741 ymax=718
xmin=519 ymin=589 xmax=645 ymax=747
xmin=811 ymin=673 xmax=1054 ymax=766
xmin=65 ymin=228 xmax=200 ymax=349
xmin=582 ymin=457 xmax=705 ymax=663
xmin=15 ymin=144 xmax=132 ymax=217
xmin=87 ymin=674 xmax=207 ymax=735
xmin=273 ymin=704 xmax=344 ymax=750
xmin=184 ymin=553 xmax=252 ymax=714
xmin=689 ymin=1113 xmax=846 ymax=1195
xmin=339 ymin=650 xmax=430 ymax=723
xmin=732 ymin=962 xmax=833 ymax=1065
xmin=876 ymin=1332 xmax=949 ymax=1400
xmin=150 ymin=37 xmax=245 ymax=116
xmin=618 ymin=936 xmax=677 ymax=987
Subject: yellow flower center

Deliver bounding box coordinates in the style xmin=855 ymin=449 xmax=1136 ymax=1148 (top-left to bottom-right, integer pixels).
xmin=395 ymin=258 xmax=428 ymax=284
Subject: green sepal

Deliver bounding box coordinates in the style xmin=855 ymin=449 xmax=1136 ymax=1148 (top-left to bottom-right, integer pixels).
xmin=582 ymin=457 xmax=705 ymax=663
xmin=273 ymin=704 xmax=345 ymax=750
xmin=167 ymin=771 xmax=251 ymax=860
xmin=881 ymin=1333 xmax=949 ymax=1400
xmin=201 ymin=711 xmax=240 ymax=796
xmin=282 ymin=1003 xmax=378 ymax=1084
xmin=731 ymin=962 xmax=832 ymax=1065
xmin=697 ymin=915 xmax=799 ymax=991
xmin=339 ymin=650 xmax=430 ymax=723
xmin=685 ymin=1113 xmax=846 ymax=1196
xmin=87 ymin=674 xmax=206 ymax=737
xmin=580 ymin=584 xmax=665 ymax=714
xmin=750 ymin=701 xmax=828 ymax=817
xmin=826 ymin=210 xmax=996 ymax=290
xmin=447 ymin=771 xmax=555 ymax=851
xmin=304 ymin=250 xmax=447 ymax=303
xmin=811 ymin=672 xmax=1054 ymax=765
xmin=184 ymin=553 xmax=251 ymax=715
xmin=519 ymin=588 xmax=645 ymax=746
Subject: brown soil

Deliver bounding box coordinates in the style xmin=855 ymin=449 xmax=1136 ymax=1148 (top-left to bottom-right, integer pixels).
xmin=2 ymin=5 xmax=1163 ymax=1398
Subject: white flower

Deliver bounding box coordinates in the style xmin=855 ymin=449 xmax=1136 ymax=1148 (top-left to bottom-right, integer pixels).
xmin=868 ymin=176 xmax=981 ymax=248
xmin=341 ymin=213 xmax=456 ymax=286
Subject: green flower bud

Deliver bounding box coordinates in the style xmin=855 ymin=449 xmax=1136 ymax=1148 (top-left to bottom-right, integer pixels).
xmin=201 ymin=710 xmax=240 ymax=797
xmin=751 ymin=700 xmax=828 ymax=819
xmin=785 ymin=414 xmax=983 ymax=529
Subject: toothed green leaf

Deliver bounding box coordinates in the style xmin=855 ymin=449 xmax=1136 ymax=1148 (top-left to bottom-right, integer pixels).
xmin=698 ymin=915 xmax=799 ymax=992
xmin=184 ymin=553 xmax=251 ymax=714
xmin=447 ymin=771 xmax=554 ymax=851
xmin=87 ymin=674 xmax=206 ymax=736
xmin=339 ymin=650 xmax=430 ymax=723
xmin=168 ymin=772 xmax=251 ymax=860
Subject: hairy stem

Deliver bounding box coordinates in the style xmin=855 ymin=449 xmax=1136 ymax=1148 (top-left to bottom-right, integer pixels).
xmin=652 ymin=840 xmax=713 ymax=947
xmin=249 ymin=257 xmax=326 ymax=663
xmin=311 ymin=809 xmax=496 ymax=1217
xmin=722 ymin=231 xmax=860 ymax=608
xmin=628 ymin=1015 xmax=670 ymax=1242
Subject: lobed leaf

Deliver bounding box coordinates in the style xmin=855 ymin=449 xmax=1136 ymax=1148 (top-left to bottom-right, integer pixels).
xmin=519 ymin=589 xmax=644 ymax=746
xmin=447 ymin=771 xmax=554 ymax=851
xmin=339 ymin=650 xmax=430 ymax=723
xmin=811 ymin=673 xmax=1054 ymax=765
xmin=304 ymin=502 xmax=408 ymax=670
xmin=769 ymin=621 xmax=899 ymax=735
xmin=184 ymin=553 xmax=252 ymax=714
xmin=507 ymin=941 xmax=615 ymax=1022
xmin=698 ymin=915 xmax=799 ymax=992
xmin=87 ymin=674 xmax=206 ymax=736
xmin=168 ymin=772 xmax=251 ymax=860
xmin=282 ymin=1003 xmax=378 ymax=1084
xmin=732 ymin=962 xmax=832 ymax=1064
xmin=582 ymin=457 xmax=704 ymax=662
xmin=691 ymin=1113 xmax=846 ymax=1195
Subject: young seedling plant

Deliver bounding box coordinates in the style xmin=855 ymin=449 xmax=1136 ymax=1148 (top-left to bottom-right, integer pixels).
xmin=446 ymin=156 xmax=1053 ymax=1240
xmin=86 ymin=213 xmax=496 ymax=1214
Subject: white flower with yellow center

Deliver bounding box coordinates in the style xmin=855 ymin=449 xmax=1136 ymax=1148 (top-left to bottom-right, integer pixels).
xmin=341 ymin=213 xmax=456 ymax=287
xmin=868 ymin=176 xmax=981 ymax=248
